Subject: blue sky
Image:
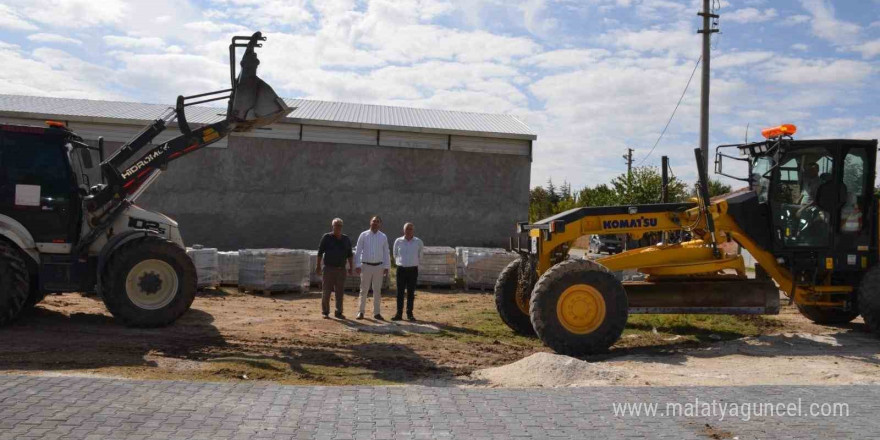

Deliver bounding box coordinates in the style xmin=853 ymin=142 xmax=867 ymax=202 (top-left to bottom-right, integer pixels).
xmin=0 ymin=0 xmax=877 ymax=189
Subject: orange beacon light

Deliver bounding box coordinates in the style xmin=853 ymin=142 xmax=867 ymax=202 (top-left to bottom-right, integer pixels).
xmin=761 ymin=124 xmax=797 ymax=139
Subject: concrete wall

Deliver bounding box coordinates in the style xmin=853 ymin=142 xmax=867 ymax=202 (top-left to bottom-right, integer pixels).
xmin=124 ymin=137 xmax=530 ymax=250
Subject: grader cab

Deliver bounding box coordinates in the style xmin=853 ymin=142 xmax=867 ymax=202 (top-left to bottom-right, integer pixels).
xmin=496 ymin=126 xmax=879 ymax=356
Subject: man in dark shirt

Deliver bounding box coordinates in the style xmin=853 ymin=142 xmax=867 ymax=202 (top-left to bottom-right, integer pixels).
xmin=317 ymin=218 xmax=354 ymax=319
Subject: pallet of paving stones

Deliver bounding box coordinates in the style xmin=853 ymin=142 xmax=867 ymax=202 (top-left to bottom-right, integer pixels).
xmin=238 ymin=249 xmax=310 ymax=295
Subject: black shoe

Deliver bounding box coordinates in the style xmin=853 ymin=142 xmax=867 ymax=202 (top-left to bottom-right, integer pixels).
xmin=356 ymin=313 xmax=364 ymax=320
xmin=374 ymin=314 xmax=385 ymax=321
xmin=334 ymin=312 xmax=345 ymax=319
xmin=406 ymin=314 xmax=416 ymax=321
xmin=322 ymin=313 xmax=330 ymax=319
xmin=391 ymin=314 xmax=402 ymax=321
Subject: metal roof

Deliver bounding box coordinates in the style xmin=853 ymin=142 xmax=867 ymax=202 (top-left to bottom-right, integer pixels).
xmin=0 ymin=94 xmax=537 ymax=140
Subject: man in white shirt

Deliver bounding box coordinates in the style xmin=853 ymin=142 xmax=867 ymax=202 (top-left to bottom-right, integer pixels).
xmin=392 ymin=223 xmax=424 ymax=321
xmin=354 ymin=215 xmax=391 ymax=320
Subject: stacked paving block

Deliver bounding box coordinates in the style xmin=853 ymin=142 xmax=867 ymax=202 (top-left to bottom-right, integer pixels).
xmin=460 ymin=248 xmax=518 ymax=290
xmin=308 ymin=251 xmax=322 ymax=287
xmin=417 ymin=246 xmax=456 ymax=287
xmin=218 ymin=251 xmax=239 ymax=285
xmin=185 ymin=245 xmax=219 ymax=289
xmin=238 ymin=249 xmax=310 ymax=293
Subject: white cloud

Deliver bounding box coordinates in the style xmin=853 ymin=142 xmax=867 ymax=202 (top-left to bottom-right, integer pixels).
xmin=0 ymin=4 xmax=37 ymax=30
xmin=725 ymin=8 xmax=778 ymax=24
xmin=103 ymin=35 xmax=166 ymax=51
xmin=851 ymin=39 xmax=880 ymax=59
xmin=523 ymin=48 xmax=611 ymax=69
xmin=600 ymin=25 xmax=697 ymax=57
xmin=8 ymin=0 xmax=126 ymax=28
xmin=183 ymin=21 xmax=249 ymax=34
xmin=520 ymin=0 xmax=559 ymax=37
xmin=799 ymin=0 xmax=862 ymax=45
xmin=0 ymin=45 xmax=119 ymax=99
xmin=791 ymin=43 xmax=809 ymax=51
xmin=714 ymin=51 xmax=774 ymax=68
xmin=765 ymin=58 xmax=875 ymax=85
xmin=109 ymin=52 xmax=229 ymax=100
xmin=208 ymin=0 xmax=314 ymax=28
xmin=27 ymin=33 xmax=83 ymax=46
xmin=787 ymin=15 xmax=811 ymax=25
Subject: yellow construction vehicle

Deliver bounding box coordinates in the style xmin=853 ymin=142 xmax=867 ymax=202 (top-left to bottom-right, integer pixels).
xmin=495 ymin=125 xmax=879 ymax=356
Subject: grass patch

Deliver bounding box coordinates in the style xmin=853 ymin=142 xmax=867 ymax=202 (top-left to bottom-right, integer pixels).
xmin=434 ymin=308 xmax=542 ymax=347
xmin=618 ymin=314 xmax=782 ymax=348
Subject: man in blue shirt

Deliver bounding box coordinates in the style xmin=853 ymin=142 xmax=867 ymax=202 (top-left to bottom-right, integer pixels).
xmin=316 ymin=218 xmax=353 ymax=319
xmin=392 ymin=222 xmax=424 ymax=321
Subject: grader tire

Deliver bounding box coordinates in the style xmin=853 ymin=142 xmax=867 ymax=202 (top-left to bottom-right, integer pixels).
xmin=0 ymin=240 xmax=30 ymax=326
xmin=494 ymin=258 xmax=535 ymax=336
xmin=102 ymin=236 xmax=197 ymax=328
xmin=530 ymin=259 xmax=627 ymax=356
xmin=858 ymin=265 xmax=880 ymax=335
xmin=796 ymin=304 xmax=859 ymax=325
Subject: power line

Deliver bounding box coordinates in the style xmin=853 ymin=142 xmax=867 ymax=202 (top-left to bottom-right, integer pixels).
xmin=636 ymin=55 xmax=702 ymax=167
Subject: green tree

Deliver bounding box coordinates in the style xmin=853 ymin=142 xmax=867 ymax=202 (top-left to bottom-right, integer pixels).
xmin=611 ymin=166 xmax=688 ymax=204
xmin=707 ymin=179 xmax=732 ymax=197
xmin=546 ymin=179 xmax=560 ymax=206
xmin=576 ymin=184 xmax=619 ymax=207
xmin=529 ymin=186 xmax=553 ymax=222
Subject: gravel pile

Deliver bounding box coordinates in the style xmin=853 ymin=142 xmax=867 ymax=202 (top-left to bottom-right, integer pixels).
xmin=471 ymin=352 xmax=629 ymax=387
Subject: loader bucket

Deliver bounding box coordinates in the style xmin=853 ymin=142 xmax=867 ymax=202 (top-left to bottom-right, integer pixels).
xmin=229 ymin=35 xmax=292 ymax=132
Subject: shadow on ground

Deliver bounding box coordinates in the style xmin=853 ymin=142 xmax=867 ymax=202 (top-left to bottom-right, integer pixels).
xmin=591 ymin=325 xmax=880 ymax=367
xmin=0 ymin=297 xmax=226 ymax=372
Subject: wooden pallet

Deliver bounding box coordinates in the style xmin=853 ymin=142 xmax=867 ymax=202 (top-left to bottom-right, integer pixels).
xmin=416 ymin=283 xmax=455 ymax=290
xmin=239 ymin=287 xmax=308 ymax=296
xmin=464 ymin=284 xmax=495 ymax=292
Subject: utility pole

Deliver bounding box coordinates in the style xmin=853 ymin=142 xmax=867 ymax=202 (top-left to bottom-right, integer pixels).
xmin=661 ymin=155 xmax=669 ymax=244
xmin=661 ymin=156 xmax=669 ymax=203
xmin=697 ymin=0 xmax=718 ymax=175
xmin=623 ymin=148 xmax=634 ymax=178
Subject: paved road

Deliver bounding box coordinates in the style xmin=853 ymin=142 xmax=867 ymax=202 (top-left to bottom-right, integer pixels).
xmin=1 ymin=375 xmax=878 ymax=439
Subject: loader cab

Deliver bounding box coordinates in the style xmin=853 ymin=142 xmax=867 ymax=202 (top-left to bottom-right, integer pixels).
xmin=0 ymin=123 xmax=85 ymax=246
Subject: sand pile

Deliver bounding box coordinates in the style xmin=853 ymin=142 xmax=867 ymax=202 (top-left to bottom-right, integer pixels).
xmin=472 ymin=352 xmax=630 ymax=387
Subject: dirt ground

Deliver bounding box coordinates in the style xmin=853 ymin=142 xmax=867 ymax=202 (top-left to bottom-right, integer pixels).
xmin=0 ymin=287 xmax=878 ymax=387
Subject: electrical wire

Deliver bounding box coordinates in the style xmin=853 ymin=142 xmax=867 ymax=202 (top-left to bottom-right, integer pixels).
xmin=636 ymin=55 xmax=702 ymax=167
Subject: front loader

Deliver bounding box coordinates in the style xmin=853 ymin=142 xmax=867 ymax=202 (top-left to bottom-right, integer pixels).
xmin=496 ymin=125 xmax=879 ymax=356
xmin=0 ymin=32 xmax=291 ymax=327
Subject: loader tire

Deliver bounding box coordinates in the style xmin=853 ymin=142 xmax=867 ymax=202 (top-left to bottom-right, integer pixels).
xmin=0 ymin=240 xmax=30 ymax=326
xmin=858 ymin=265 xmax=880 ymax=335
xmin=796 ymin=304 xmax=859 ymax=325
xmin=22 ymin=276 xmax=46 ymax=311
xmin=530 ymin=259 xmax=627 ymax=356
xmin=494 ymin=258 xmax=535 ymax=336
xmin=102 ymin=236 xmax=196 ymax=328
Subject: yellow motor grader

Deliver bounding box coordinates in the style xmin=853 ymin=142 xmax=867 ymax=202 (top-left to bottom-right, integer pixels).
xmin=496 ymin=126 xmax=879 ymax=356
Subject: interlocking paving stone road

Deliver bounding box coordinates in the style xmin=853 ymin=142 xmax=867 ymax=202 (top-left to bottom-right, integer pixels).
xmin=1 ymin=375 xmax=878 ymax=439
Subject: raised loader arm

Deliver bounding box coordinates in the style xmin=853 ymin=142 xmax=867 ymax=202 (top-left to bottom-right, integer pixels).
xmin=77 ymin=32 xmax=291 ymax=252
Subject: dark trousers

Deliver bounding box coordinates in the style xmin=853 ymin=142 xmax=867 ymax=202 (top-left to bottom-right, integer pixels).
xmin=321 ymin=266 xmax=346 ymax=315
xmin=396 ymin=266 xmax=418 ymax=315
